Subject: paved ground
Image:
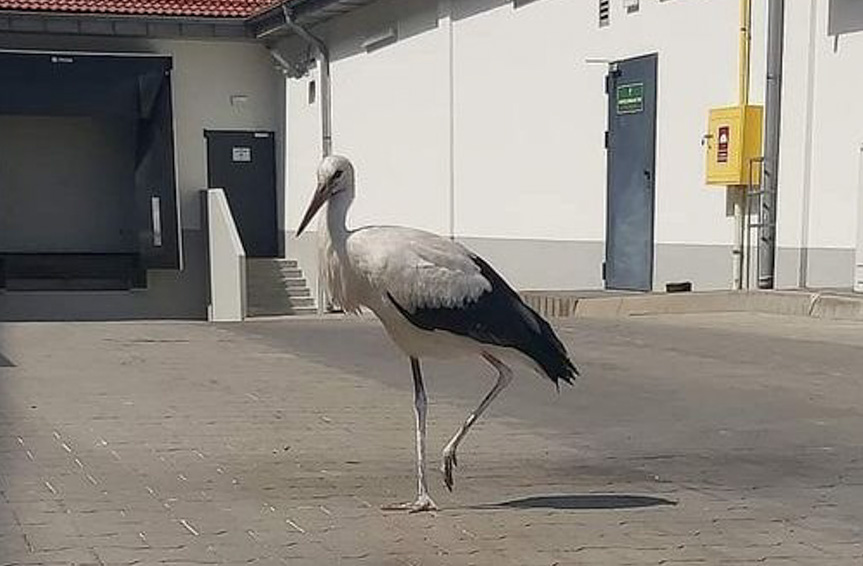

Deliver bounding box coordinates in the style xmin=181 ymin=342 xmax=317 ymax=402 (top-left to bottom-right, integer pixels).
xmin=1 ymin=312 xmax=862 ymax=565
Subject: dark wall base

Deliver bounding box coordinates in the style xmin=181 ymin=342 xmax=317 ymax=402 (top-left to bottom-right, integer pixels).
xmin=0 ymin=230 xmax=207 ymax=321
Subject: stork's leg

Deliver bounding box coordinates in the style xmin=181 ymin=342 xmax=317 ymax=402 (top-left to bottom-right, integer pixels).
xmin=382 ymin=357 xmax=438 ymax=513
xmin=441 ymin=353 xmax=513 ymax=491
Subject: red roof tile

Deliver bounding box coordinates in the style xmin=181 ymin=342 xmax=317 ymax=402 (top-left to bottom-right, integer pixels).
xmin=0 ymin=0 xmax=278 ymax=18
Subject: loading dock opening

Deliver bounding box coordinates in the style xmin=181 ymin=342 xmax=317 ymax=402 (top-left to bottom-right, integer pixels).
xmin=0 ymin=49 xmax=180 ymax=291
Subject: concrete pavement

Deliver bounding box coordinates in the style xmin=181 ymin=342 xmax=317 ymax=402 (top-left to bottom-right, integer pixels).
xmin=0 ymin=313 xmax=862 ymax=564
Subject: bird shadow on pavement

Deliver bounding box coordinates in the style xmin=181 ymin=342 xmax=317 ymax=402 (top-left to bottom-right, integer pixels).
xmin=474 ymin=494 xmax=677 ymax=511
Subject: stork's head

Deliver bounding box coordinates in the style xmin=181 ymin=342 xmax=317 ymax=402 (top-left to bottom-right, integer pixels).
xmin=297 ymin=155 xmax=355 ymax=236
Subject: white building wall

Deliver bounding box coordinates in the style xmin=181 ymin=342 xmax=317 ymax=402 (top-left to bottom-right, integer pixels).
xmin=810 ymin=9 xmax=863 ymax=251
xmin=776 ymin=0 xmax=861 ymax=288
xmin=285 ymin=0 xmax=452 ymax=298
xmin=774 ymin=0 xmax=816 ymax=288
xmin=161 ymin=39 xmax=284 ymax=232
xmin=452 ymin=0 xmax=760 ymax=290
xmin=284 ymin=0 xmax=859 ymax=295
xmin=286 ymin=0 xmax=451 ymax=233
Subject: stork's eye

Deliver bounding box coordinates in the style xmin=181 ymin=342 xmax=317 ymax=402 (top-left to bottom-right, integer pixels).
xmin=332 ymin=170 xmax=344 ymax=180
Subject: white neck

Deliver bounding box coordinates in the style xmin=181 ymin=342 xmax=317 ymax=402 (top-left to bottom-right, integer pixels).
xmin=325 ymin=188 xmax=352 ymax=247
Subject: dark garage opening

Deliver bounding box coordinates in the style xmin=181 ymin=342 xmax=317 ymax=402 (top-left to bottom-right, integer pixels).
xmin=0 ymin=50 xmax=180 ymax=291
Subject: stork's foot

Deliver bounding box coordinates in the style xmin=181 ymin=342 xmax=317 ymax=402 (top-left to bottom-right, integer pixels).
xmin=381 ymin=494 xmax=439 ymax=513
xmin=441 ymin=447 xmax=458 ymax=492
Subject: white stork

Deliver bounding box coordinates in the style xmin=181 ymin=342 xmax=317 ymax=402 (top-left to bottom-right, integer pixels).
xmin=296 ymin=155 xmax=578 ymax=513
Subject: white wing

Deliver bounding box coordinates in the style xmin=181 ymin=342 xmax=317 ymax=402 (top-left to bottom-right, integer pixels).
xmin=346 ymin=226 xmax=491 ymax=310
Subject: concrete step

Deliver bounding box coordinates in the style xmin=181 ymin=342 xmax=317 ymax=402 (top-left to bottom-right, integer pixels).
xmin=248 ymin=304 xmax=318 ymax=317
xmin=282 ymin=277 xmax=308 ymax=288
xmin=245 ymin=257 xmax=315 ymax=317
xmin=247 ymin=258 xmax=298 ymax=269
xmin=288 ymin=306 xmax=318 ymax=315
xmin=288 ymin=296 xmax=315 ymax=308
xmin=248 ymin=271 xmax=303 ymax=282
xmin=248 ymin=287 xmax=311 ymax=299
xmin=284 ymin=287 xmax=311 ymax=298
xmin=248 ymin=305 xmax=290 ymax=316
xmin=249 ymin=282 xmax=306 ymax=291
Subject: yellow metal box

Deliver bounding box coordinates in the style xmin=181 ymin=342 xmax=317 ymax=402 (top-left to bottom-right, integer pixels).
xmin=705 ymin=105 xmax=763 ymax=186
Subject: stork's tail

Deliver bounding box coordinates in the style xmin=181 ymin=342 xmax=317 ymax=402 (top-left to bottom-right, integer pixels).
xmin=517 ymin=301 xmax=579 ymax=387
xmin=465 ymin=254 xmax=579 ymax=387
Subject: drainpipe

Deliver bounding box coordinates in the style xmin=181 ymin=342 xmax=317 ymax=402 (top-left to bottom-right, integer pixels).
xmin=760 ymin=0 xmax=785 ymax=289
xmin=279 ymin=4 xmax=333 ymax=315
xmin=798 ymin=0 xmax=818 ymax=288
xmin=282 ymin=4 xmax=332 ymax=158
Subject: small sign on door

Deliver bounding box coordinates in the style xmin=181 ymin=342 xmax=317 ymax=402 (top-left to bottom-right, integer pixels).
xmin=232 ymin=146 xmax=252 ymax=162
xmin=616 ymin=82 xmax=644 ymax=114
xmin=717 ymin=126 xmax=730 ymax=163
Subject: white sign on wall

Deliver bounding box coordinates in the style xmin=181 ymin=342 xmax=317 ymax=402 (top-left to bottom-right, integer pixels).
xmin=232 ymin=146 xmax=252 ymax=162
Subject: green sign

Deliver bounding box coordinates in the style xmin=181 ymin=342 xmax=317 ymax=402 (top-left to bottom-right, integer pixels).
xmin=617 ymin=83 xmax=644 ymax=114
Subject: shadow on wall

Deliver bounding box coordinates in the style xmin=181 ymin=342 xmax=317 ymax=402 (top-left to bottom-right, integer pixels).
xmin=280 ymin=0 xmax=537 ymax=64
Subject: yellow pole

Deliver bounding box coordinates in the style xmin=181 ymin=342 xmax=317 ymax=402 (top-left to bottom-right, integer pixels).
xmin=739 ymin=0 xmax=752 ymax=106
xmin=733 ymin=0 xmax=752 ymax=289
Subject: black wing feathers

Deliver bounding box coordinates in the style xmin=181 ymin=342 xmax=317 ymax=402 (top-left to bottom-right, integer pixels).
xmin=388 ymin=254 xmax=578 ymax=386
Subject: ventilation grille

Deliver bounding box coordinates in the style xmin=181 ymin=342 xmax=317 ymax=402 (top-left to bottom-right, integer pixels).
xmin=599 ymin=0 xmax=610 ymax=27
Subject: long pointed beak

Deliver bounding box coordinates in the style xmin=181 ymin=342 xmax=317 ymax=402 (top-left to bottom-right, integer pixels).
xmin=297 ymin=183 xmax=329 ymax=236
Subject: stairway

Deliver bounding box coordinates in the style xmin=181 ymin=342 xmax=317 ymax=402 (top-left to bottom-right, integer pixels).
xmin=246 ymin=258 xmax=316 ymax=317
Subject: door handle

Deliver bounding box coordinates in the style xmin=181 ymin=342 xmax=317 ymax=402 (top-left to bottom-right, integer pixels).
xmin=151 ymin=196 xmax=163 ymax=247
xmin=643 ymin=169 xmax=652 ymax=181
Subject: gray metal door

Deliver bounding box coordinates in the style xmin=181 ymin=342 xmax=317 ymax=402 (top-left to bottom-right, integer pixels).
xmin=605 ymin=54 xmax=657 ymax=291
xmin=205 ymin=130 xmax=278 ymax=258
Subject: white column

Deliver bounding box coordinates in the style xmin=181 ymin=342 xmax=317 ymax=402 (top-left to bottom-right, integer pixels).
xmin=855 ymin=146 xmax=863 ymax=293
xmin=206 ymin=189 xmax=247 ymax=322
xmin=439 ymin=0 xmax=456 ymax=240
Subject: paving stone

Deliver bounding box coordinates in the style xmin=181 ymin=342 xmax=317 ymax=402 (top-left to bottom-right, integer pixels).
xmin=1 ymin=315 xmax=862 ymax=563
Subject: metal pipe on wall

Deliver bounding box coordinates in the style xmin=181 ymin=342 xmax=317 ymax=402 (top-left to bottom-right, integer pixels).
xmin=738 ymin=0 xmax=752 ymax=106
xmin=732 ymin=0 xmax=753 ymax=290
xmin=760 ymin=0 xmax=785 ymax=289
xmin=282 ymin=5 xmax=332 ymax=158
xmin=798 ymin=0 xmax=819 ymax=288
xmin=279 ymin=5 xmax=333 ymax=315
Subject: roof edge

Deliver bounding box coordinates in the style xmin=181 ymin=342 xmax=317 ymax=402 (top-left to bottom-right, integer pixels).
xmin=0 ymin=10 xmax=254 ymax=39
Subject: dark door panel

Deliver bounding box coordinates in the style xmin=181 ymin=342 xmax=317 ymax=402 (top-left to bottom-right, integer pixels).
xmin=136 ymin=71 xmax=181 ymax=270
xmin=605 ymin=54 xmax=658 ymax=292
xmin=205 ymin=131 xmax=278 ymax=258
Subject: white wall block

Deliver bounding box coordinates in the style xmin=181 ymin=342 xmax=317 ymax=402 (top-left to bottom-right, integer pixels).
xmin=207 ymin=189 xmax=247 ymax=322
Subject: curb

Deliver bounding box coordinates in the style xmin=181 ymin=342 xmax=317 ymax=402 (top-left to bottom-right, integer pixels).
xmin=521 ymin=290 xmax=863 ymax=322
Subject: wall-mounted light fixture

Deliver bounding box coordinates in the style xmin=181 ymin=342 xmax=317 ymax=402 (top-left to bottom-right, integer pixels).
xmin=230 ymin=94 xmax=249 ymax=107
